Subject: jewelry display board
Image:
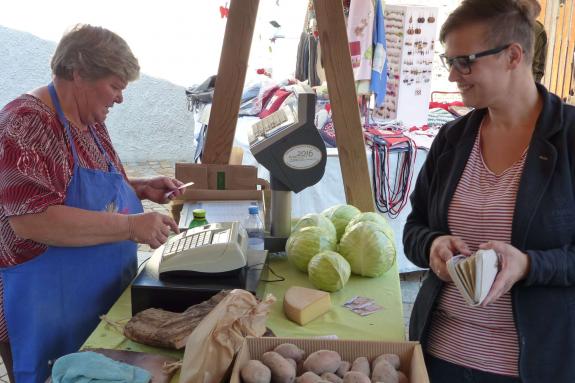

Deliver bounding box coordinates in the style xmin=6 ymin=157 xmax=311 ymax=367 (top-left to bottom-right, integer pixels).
xmin=382 ymin=4 xmax=438 ymax=128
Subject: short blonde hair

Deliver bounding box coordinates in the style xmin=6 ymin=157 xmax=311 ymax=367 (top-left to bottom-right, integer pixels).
xmin=440 ymin=0 xmax=536 ymax=63
xmin=51 ymin=24 xmax=140 ymax=82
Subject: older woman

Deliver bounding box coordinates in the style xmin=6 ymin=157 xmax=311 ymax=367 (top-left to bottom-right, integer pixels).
xmin=404 ymin=0 xmax=575 ymax=382
xmin=0 ymin=24 xmax=184 ymax=382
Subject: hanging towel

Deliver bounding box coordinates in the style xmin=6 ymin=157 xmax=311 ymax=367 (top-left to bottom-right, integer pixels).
xmin=370 ymin=0 xmax=388 ymax=106
xmin=346 ymin=0 xmax=375 ymax=82
xmin=52 ymin=351 xmax=151 ymax=383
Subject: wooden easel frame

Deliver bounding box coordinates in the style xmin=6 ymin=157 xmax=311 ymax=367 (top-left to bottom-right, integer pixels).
xmin=201 ymin=0 xmax=375 ymax=212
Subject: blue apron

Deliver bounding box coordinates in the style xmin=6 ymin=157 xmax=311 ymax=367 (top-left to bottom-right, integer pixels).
xmin=0 ymin=83 xmax=143 ymax=383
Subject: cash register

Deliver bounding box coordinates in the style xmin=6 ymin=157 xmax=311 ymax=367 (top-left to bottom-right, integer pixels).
xmin=131 ymin=90 xmax=326 ymax=313
xmin=131 ymin=221 xmax=263 ymax=315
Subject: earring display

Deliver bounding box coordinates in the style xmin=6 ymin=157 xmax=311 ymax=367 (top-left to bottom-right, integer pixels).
xmin=381 ymin=4 xmax=438 ymax=128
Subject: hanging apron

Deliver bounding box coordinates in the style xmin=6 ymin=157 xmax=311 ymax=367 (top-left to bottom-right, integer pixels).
xmin=0 ymin=82 xmax=143 ymax=383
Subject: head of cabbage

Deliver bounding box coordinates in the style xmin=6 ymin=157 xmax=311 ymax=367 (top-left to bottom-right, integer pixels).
xmin=292 ymin=213 xmax=337 ymax=243
xmin=321 ymin=204 xmax=361 ymax=242
xmin=308 ymin=250 xmax=351 ymax=292
xmin=339 ymin=221 xmax=396 ymax=277
xmin=286 ymin=226 xmax=337 ymax=272
xmin=346 ymin=212 xmax=394 ymax=241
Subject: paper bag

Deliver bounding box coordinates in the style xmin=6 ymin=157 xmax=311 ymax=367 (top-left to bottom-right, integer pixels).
xmin=179 ymin=289 xmax=276 ymax=383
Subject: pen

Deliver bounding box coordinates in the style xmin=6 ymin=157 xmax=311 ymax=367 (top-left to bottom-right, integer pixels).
xmin=164 ymin=181 xmax=195 ymax=199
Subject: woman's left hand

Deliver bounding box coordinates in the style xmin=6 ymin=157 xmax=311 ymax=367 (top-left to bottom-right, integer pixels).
xmin=479 ymin=240 xmax=531 ymax=307
xmin=140 ymin=177 xmax=185 ymax=204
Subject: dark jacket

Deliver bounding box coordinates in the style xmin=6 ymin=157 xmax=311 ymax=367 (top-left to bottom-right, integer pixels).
xmin=403 ymin=84 xmax=575 ymax=383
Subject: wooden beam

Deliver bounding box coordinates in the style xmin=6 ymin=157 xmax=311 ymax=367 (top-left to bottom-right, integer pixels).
xmin=561 ymin=0 xmax=575 ymax=100
xmin=550 ymin=2 xmax=565 ymax=93
xmin=539 ymin=0 xmax=547 ymax=19
xmin=543 ymin=0 xmax=558 ymax=87
xmin=556 ymin=0 xmax=571 ymax=99
xmin=202 ymin=0 xmax=259 ymax=164
xmin=313 ymin=0 xmax=375 ymax=213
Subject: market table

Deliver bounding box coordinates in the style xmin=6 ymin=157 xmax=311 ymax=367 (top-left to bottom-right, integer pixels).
xmin=256 ymin=253 xmax=405 ymax=340
xmin=81 ymin=252 xmax=405 ymax=381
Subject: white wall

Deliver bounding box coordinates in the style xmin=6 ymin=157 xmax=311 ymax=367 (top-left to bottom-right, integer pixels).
xmin=0 ymin=1 xmax=307 ymax=162
xmin=1 ymin=0 xmax=460 ymax=162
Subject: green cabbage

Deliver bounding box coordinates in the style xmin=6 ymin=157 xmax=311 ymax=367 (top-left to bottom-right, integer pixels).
xmin=322 ymin=204 xmax=361 ymax=242
xmin=292 ymin=213 xmax=337 ymax=242
xmin=286 ymin=226 xmax=337 ymax=272
xmin=308 ymin=250 xmax=351 ymax=292
xmin=339 ymin=221 xmax=396 ymax=277
xmin=346 ymin=212 xmax=394 ymax=241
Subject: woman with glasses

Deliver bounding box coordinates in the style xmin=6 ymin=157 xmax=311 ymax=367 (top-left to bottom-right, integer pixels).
xmin=404 ymin=0 xmax=575 ymax=382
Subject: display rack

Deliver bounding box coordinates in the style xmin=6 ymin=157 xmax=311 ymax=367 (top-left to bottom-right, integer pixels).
xmin=381 ymin=5 xmax=438 ymax=128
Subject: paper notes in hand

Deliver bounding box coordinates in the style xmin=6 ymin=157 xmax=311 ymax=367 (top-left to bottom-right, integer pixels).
xmin=446 ymin=249 xmax=499 ymax=306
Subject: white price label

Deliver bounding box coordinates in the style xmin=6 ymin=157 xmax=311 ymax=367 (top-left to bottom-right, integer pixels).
xmin=283 ymin=145 xmax=322 ymax=170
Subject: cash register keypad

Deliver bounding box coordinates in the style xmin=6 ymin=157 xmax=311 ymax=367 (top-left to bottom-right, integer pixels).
xmin=162 ymin=230 xmax=212 ymax=258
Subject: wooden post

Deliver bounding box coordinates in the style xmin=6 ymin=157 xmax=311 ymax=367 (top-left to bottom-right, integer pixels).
xmin=313 ymin=0 xmax=375 ymax=212
xmin=561 ymin=0 xmax=575 ymax=99
xmin=202 ymin=0 xmax=260 ymax=164
xmin=542 ymin=0 xmax=558 ymax=88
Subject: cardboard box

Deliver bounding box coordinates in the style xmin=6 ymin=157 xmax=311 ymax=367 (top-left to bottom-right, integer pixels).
xmin=170 ymin=163 xmax=271 ymax=228
xmin=230 ymin=337 xmax=429 ymax=383
xmin=175 ymin=163 xmax=259 ymax=191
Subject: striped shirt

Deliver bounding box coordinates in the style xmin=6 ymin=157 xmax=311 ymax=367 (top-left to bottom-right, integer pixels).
xmin=0 ymin=94 xmax=127 ymax=342
xmin=426 ymin=125 xmax=526 ymax=377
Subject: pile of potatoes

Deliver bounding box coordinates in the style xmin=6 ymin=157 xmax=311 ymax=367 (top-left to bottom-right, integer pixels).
xmin=240 ymin=343 xmax=409 ymax=383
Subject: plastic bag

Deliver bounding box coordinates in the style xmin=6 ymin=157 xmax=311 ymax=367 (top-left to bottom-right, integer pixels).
xmin=179 ymin=289 xmax=276 ymax=383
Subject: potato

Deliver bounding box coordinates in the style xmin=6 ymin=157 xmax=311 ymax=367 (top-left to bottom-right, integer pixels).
xmin=303 ymin=350 xmax=342 ymax=375
xmin=336 ymin=361 xmax=351 ymax=378
xmin=261 ymin=351 xmax=296 ymax=383
xmin=286 ymin=358 xmax=297 ymax=371
xmin=398 ymin=370 xmax=409 ymax=383
xmin=371 ymin=359 xmax=398 ymax=383
xmin=321 ymin=372 xmax=343 ymax=383
xmin=372 ymin=353 xmax=400 ymax=370
xmin=296 ymin=371 xmax=322 ymax=383
xmin=351 ymin=357 xmax=370 ymax=377
xmin=342 ymin=371 xmax=370 ymax=383
xmin=275 ymin=343 xmax=306 ymax=362
xmin=241 ymin=359 xmax=271 ymax=383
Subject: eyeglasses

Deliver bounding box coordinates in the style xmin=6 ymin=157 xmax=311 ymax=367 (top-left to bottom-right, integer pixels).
xmin=439 ymin=44 xmax=511 ymax=75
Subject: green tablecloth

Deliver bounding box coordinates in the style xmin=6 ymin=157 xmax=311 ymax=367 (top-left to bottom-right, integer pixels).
xmin=259 ymin=253 xmax=405 ymax=341
xmin=82 ymin=288 xmax=183 ymax=381
xmin=82 ymin=252 xmax=405 ymax=381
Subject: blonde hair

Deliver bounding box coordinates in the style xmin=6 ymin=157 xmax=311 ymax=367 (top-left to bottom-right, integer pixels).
xmin=440 ymin=0 xmax=536 ymax=63
xmin=51 ymin=24 xmax=140 ymax=82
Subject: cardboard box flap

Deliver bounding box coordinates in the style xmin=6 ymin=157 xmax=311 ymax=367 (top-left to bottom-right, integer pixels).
xmin=175 ymin=163 xmax=208 ymax=189
xmin=175 ymin=163 xmax=258 ymax=190
xmin=175 ymin=189 xmax=265 ymax=202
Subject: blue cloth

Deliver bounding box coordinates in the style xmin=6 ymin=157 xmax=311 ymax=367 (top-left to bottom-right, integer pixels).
xmin=370 ymin=0 xmax=388 ymax=107
xmin=0 ymin=83 xmax=143 ymax=383
xmin=52 ymin=352 xmax=151 ymax=383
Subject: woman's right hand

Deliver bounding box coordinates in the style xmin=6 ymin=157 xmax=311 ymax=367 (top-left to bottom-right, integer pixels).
xmin=128 ymin=212 xmax=179 ymax=249
xmin=429 ymin=235 xmax=471 ymax=282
